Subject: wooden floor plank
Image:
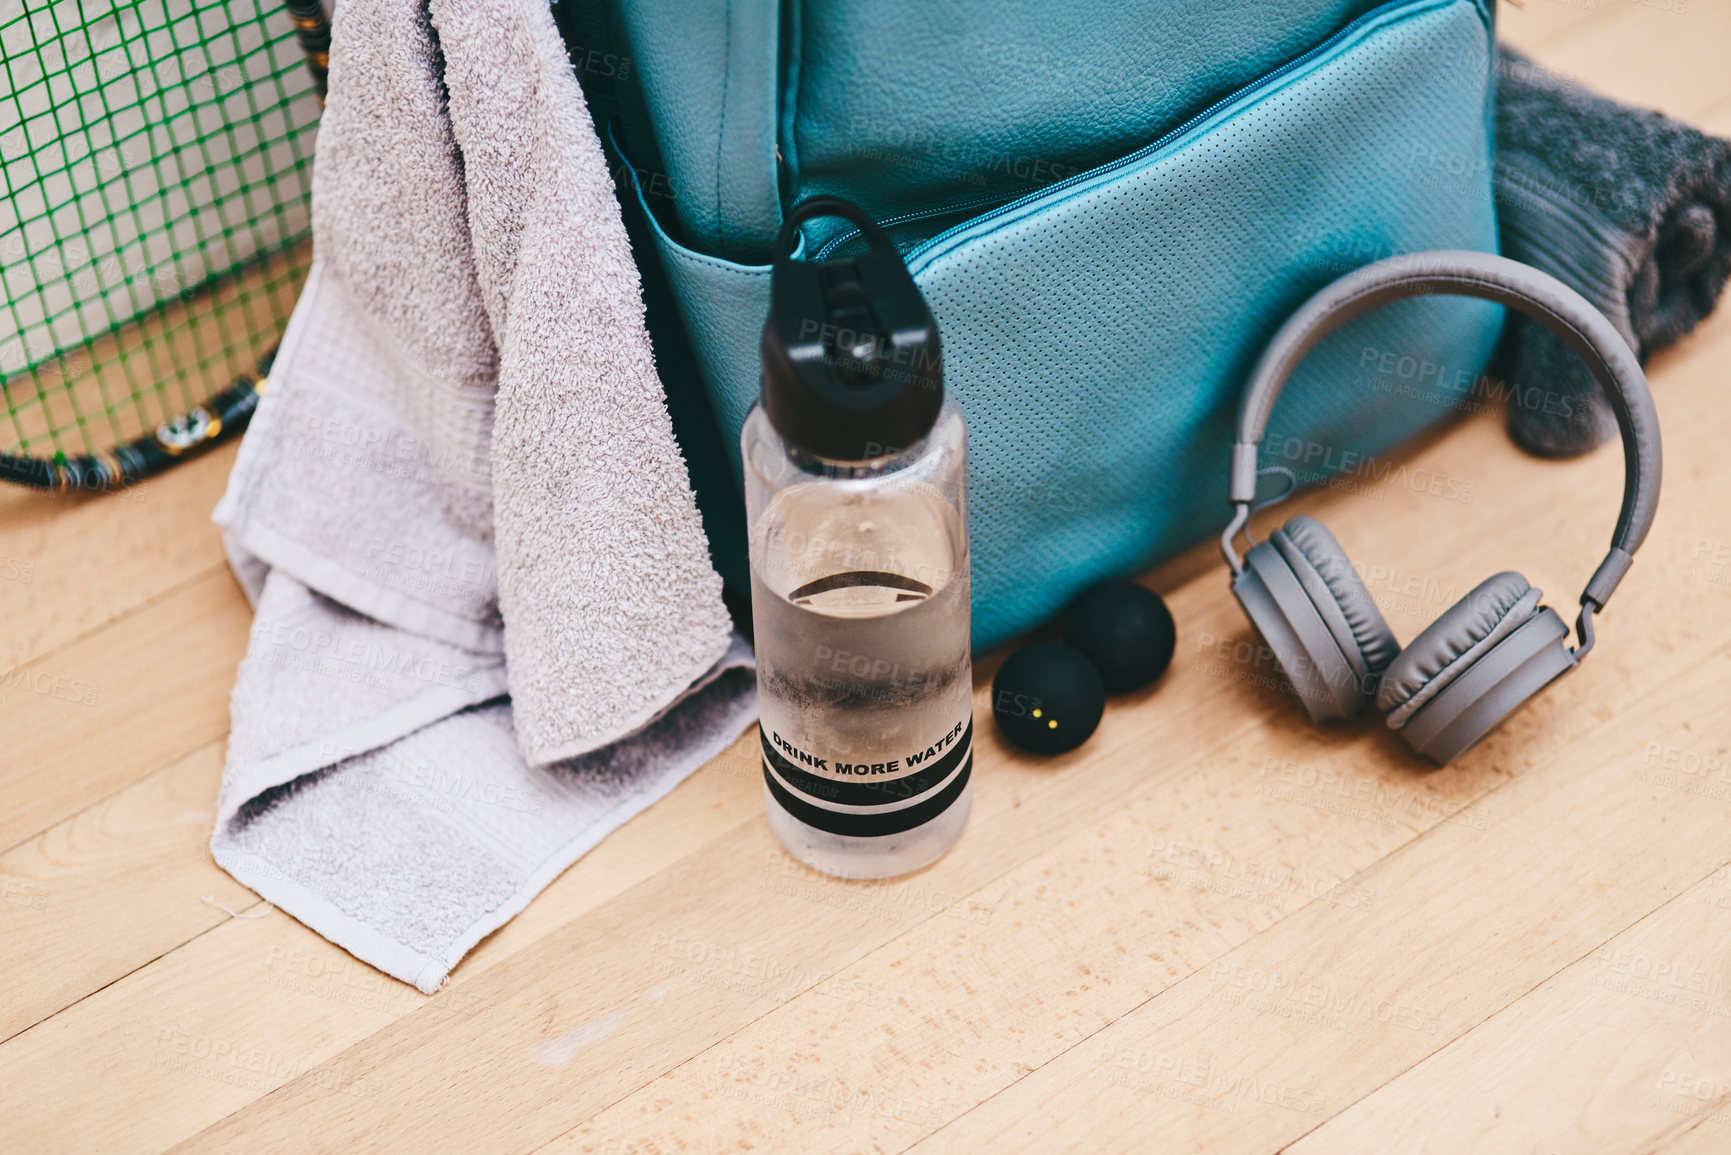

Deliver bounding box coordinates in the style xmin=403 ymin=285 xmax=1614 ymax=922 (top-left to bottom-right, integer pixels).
xmin=0 ymin=910 xmax=408 ymax=1155
xmin=545 ymin=326 xmax=1731 ymax=1152
xmin=1505 ymin=0 xmax=1731 ymax=118
xmin=534 ymin=308 xmax=1730 ymax=1152
xmin=0 ymin=243 xmax=300 ymax=672
xmin=10 ymin=566 xmax=1282 ymax=1153
xmin=153 ymin=310 xmax=1731 ymax=1152
xmin=1283 ymin=856 xmax=1731 ymax=1153
xmin=1696 ymin=95 xmax=1731 ymax=137
xmin=4 ymin=18 xmax=1726 ymax=1155
xmin=0 ymin=743 xmax=255 ymax=1043
xmin=1654 ymin=1114 xmax=1731 ymax=1155
xmin=0 ymin=566 xmax=250 ymax=853
xmin=548 ymin=716 xmax=1512 ymax=1154
xmin=1497 ymin=0 xmax=1624 ymax=55
xmin=168 ymin=731 xmax=1264 ymax=1155
xmin=0 ymin=726 xmax=780 ymax=1154
xmin=907 ymin=647 xmax=1731 ymax=1154
xmin=0 ymin=295 xmax=1717 ymax=1153
xmin=0 ymin=444 xmax=239 ymax=674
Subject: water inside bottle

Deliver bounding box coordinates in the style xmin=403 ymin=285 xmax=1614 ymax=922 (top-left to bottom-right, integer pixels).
xmin=751 ymin=479 xmax=973 ymax=878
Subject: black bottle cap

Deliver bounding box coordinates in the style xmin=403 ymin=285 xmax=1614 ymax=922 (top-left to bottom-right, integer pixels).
xmin=761 ymin=196 xmax=943 ymax=462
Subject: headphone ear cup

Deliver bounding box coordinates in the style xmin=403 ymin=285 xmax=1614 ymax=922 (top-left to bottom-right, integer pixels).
xmin=1270 ymin=515 xmax=1401 ymax=683
xmin=1376 ymin=572 xmax=1579 ymax=764
xmin=1232 ymin=522 xmax=1383 ymax=723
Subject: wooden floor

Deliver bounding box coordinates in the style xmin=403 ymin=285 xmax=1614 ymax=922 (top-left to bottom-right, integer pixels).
xmin=4 ymin=6 xmax=1731 ymax=1152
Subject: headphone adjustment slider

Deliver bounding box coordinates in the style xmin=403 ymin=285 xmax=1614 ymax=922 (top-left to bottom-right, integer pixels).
xmin=1572 ymin=602 xmax=1598 ymax=661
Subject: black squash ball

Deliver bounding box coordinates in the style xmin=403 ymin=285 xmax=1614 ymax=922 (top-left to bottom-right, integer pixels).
xmin=1063 ymin=581 xmax=1176 ymax=694
xmin=991 ymin=642 xmax=1105 ymax=755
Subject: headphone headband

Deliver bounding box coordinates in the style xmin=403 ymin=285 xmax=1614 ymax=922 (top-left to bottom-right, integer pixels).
xmin=1226 ymin=251 xmax=1661 ymax=613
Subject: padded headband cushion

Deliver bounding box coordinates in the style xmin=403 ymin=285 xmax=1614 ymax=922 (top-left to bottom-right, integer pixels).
xmin=1377 ymin=572 xmax=1542 ymax=727
xmin=1276 ymin=516 xmax=1401 ymax=676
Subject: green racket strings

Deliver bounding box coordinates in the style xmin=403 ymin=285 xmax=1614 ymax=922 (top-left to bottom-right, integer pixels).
xmin=0 ymin=0 xmax=320 ymax=466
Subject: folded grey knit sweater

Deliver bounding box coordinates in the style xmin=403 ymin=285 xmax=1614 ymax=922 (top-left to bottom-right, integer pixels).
xmin=1494 ymin=47 xmax=1731 ymax=456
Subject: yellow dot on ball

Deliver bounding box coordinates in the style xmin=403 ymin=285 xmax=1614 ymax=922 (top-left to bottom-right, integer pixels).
xmin=1047 ymin=719 xmax=1058 ymax=729
xmin=1031 ymin=708 xmax=1042 ymax=718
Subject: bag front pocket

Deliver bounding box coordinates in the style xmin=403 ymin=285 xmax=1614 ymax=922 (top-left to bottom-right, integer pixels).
xmin=628 ymin=0 xmax=1503 ymax=650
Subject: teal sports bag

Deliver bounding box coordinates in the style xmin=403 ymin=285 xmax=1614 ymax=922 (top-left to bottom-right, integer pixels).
xmin=558 ymin=0 xmax=1505 ymax=650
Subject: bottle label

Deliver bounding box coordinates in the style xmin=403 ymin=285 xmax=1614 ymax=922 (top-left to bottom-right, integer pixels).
xmin=761 ymin=716 xmax=973 ymax=837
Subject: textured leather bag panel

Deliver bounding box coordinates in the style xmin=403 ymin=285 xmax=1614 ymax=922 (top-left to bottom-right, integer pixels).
xmin=608 ymin=0 xmax=782 ymax=261
xmin=789 ymin=0 xmax=1387 ymax=236
xmin=623 ymin=0 xmax=1501 ymax=649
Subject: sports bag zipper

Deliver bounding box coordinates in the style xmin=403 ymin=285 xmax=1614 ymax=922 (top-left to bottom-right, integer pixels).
xmin=813 ymin=190 xmax=1017 ymax=260
xmin=811 ymin=0 xmax=1481 ymax=265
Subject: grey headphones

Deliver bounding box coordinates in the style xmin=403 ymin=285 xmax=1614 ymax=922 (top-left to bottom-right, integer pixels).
xmin=1221 ymin=251 xmax=1662 ymax=764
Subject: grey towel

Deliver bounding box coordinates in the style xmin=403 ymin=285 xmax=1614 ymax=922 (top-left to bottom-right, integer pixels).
xmin=1493 ymin=46 xmax=1731 ymax=456
xmin=211 ymin=0 xmax=756 ymax=991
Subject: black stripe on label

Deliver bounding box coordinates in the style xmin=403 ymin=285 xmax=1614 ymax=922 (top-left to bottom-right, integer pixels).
xmin=766 ymin=752 xmax=971 ymax=838
xmin=761 ymin=720 xmax=973 ymax=808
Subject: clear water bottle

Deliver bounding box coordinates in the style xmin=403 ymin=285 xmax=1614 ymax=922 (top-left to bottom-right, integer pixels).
xmin=744 ymin=196 xmax=974 ymax=880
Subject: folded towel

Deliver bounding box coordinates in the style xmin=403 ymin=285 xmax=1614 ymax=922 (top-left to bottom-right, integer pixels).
xmin=211 ymin=0 xmax=756 ymax=992
xmin=1493 ymin=46 xmax=1731 ymax=457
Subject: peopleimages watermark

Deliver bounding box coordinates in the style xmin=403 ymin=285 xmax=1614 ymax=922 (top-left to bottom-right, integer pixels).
xmin=1359 ymin=342 xmax=1583 ymax=423
xmin=755 ymin=848 xmax=998 ymax=925
xmin=758 ymin=520 xmax=959 ymax=595
xmin=842 ymin=113 xmax=1080 ymax=191
xmin=261 ymin=944 xmax=492 ymax=1019
xmin=363 ymin=533 xmax=496 ymax=600
xmin=1209 ymin=959 xmax=1443 ymax=1037
xmin=1407 ymin=139 xmax=1650 ymax=219
xmin=1188 ymin=629 xmax=1377 ymax=700
xmin=304 ymin=741 xmax=548 ymax=818
xmin=1688 ymin=538 xmax=1731 ymax=588
xmin=1588 ymin=946 xmax=1731 ymax=1018
xmin=147 ymin=1024 xmax=384 ymax=1100
xmin=1655 ymin=1069 xmax=1731 ymax=1130
xmin=648 ymin=931 xmax=884 ymax=1009
xmin=707 ymin=1054 xmax=964 ymax=1129
xmin=299 ymin=412 xmax=490 ymax=488
xmin=1256 ymin=756 xmax=1492 ymax=832
xmin=250 ymin=614 xmax=492 ymax=694
xmin=1142 ymin=835 xmax=1380 ymax=913
xmin=612 ymin=158 xmax=676 ymax=202
xmin=1095 ymin=1041 xmax=1331 ymax=1116
xmin=1634 ymin=740 xmax=1731 ymax=801
xmin=564 ymin=43 xmax=632 ymax=82
xmin=0 ymin=664 xmax=100 ymax=708
xmin=2 ymin=877 xmax=50 ymax=911
xmin=789 ymin=317 xmax=943 ymax=391
xmin=1259 ymin=430 xmax=1477 ymax=504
